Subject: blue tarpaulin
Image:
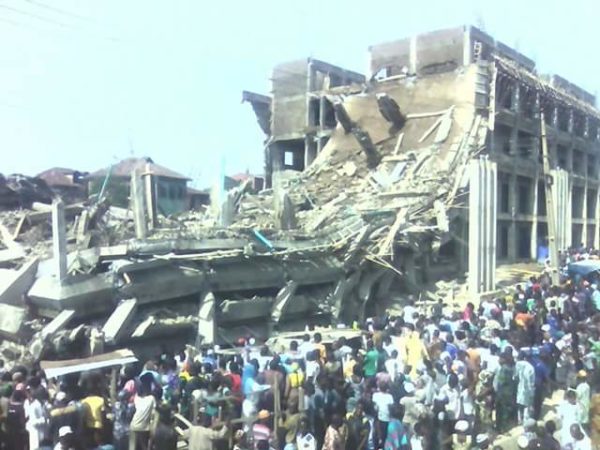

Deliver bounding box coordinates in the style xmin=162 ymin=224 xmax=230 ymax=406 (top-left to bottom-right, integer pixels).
xmin=568 ymin=260 xmax=600 ymax=278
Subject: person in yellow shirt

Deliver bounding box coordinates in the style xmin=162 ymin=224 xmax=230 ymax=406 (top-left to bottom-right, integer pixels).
xmin=404 ymin=324 xmax=429 ymax=378
xmin=81 ymin=389 xmax=106 ymax=448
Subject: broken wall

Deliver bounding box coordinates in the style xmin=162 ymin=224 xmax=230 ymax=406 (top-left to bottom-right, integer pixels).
xmin=271 ymin=60 xmax=309 ymax=138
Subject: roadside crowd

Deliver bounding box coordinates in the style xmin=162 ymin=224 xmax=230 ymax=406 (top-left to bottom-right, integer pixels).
xmin=2 ymin=247 xmax=600 ymax=449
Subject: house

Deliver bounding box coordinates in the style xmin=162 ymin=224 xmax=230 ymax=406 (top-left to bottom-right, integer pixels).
xmin=36 ymin=167 xmax=88 ymax=204
xmin=87 ymin=157 xmax=190 ymax=216
xmin=224 ymin=172 xmax=265 ymax=192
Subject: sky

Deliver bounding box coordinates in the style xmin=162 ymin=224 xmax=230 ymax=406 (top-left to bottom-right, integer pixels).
xmin=0 ymin=0 xmax=598 ymax=188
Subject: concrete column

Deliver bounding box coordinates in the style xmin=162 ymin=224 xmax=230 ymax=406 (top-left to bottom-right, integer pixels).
xmin=52 ymin=200 xmax=68 ymax=282
xmin=511 ymin=83 xmax=520 ymax=113
xmin=197 ymin=292 xmax=216 ymax=346
xmin=508 ymin=172 xmax=518 ymax=260
xmin=142 ymin=163 xmax=157 ymax=230
xmin=130 ymin=170 xmax=147 ymax=239
xmin=319 ymin=96 xmax=326 ymax=131
xmin=568 ymin=109 xmax=574 ymax=134
xmin=594 ymin=186 xmax=600 ymax=248
xmin=468 ymin=157 xmax=497 ymax=294
xmin=552 ymin=169 xmax=571 ymax=250
xmin=409 ymin=35 xmax=417 ymax=74
xmin=530 ymin=173 xmax=539 ymax=260
xmin=582 ymin=182 xmax=589 ymax=245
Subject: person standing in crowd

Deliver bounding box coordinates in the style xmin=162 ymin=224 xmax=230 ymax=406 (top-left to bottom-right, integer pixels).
xmin=493 ymin=351 xmax=517 ymax=433
xmin=4 ymin=246 xmax=600 ymax=449
xmin=6 ymin=388 xmax=27 ymax=450
xmin=129 ymin=383 xmax=156 ymax=450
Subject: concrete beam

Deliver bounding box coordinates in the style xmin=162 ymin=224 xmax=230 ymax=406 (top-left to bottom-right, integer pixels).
xmin=0 ymin=258 xmax=38 ymax=306
xmin=41 ymin=309 xmax=75 ymax=339
xmin=102 ymin=299 xmax=138 ymax=344
xmin=52 ymin=200 xmax=68 ymax=282
xmin=274 ymin=190 xmax=297 ymax=230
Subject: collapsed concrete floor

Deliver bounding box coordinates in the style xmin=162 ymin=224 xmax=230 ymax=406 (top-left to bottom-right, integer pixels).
xmin=0 ymin=65 xmax=488 ymax=367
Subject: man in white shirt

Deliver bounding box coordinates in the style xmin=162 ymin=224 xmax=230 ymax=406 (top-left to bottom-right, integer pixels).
xmin=563 ymin=424 xmax=592 ymax=450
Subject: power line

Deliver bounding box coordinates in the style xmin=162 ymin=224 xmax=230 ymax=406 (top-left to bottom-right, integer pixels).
xmin=21 ymin=0 xmax=94 ymax=22
xmin=0 ymin=3 xmax=75 ymax=28
xmin=0 ymin=4 xmax=122 ymax=43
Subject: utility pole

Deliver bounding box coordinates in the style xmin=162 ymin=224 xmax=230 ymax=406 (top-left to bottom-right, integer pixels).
xmin=540 ymin=110 xmax=560 ymax=285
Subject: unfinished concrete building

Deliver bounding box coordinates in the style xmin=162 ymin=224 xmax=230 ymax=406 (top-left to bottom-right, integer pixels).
xmin=245 ymin=25 xmax=600 ymax=294
xmin=1 ymin=25 xmax=598 ymax=365
xmin=243 ymin=58 xmax=365 ymax=187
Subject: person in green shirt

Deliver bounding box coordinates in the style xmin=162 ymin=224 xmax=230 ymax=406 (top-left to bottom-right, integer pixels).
xmin=363 ymin=340 xmax=379 ymax=378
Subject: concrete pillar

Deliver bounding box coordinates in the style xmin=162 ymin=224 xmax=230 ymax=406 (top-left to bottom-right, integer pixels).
xmin=409 ymin=35 xmax=417 ymax=74
xmin=142 ymin=163 xmax=157 ymax=230
xmin=552 ymin=169 xmax=571 ymax=250
xmin=594 ymin=188 xmax=600 ymax=248
xmin=508 ymin=172 xmax=518 ymax=260
xmin=468 ymin=157 xmax=497 ymax=294
xmin=197 ymin=292 xmax=216 ymax=346
xmin=582 ymin=182 xmax=589 ymax=245
xmin=130 ymin=170 xmax=147 ymax=239
xmin=530 ymin=173 xmax=539 ymax=260
xmin=52 ymin=200 xmax=68 ymax=282
xmin=511 ymin=83 xmax=520 ymax=113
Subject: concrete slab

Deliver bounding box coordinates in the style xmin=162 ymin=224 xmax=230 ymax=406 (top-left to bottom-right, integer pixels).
xmin=28 ymin=273 xmax=114 ymax=317
xmin=0 ymin=258 xmax=38 ymax=305
xmin=103 ymin=299 xmax=137 ymax=344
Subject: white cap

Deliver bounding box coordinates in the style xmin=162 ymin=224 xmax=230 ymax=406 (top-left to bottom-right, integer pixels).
xmin=455 ymin=420 xmax=469 ymax=433
xmin=58 ymin=426 xmax=73 ymax=438
xmin=517 ymin=435 xmax=529 ymax=449
xmin=476 ymin=434 xmax=488 ymax=444
xmin=404 ymin=382 xmax=415 ymax=394
xmin=55 ymin=391 xmax=67 ymax=402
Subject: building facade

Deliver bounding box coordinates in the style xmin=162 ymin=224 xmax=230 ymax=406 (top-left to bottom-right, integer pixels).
xmin=244 ymin=26 xmax=600 ymax=276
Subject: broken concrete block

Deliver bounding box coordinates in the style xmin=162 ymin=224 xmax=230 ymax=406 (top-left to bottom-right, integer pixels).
xmin=0 ymin=304 xmax=27 ymax=339
xmin=220 ymin=192 xmax=236 ymax=226
xmin=102 ymin=299 xmax=137 ymax=344
xmin=0 ymin=258 xmax=38 ymax=306
xmin=342 ymin=161 xmax=357 ymax=177
xmin=274 ymin=190 xmax=297 ymax=230
xmin=271 ymin=281 xmax=298 ymax=324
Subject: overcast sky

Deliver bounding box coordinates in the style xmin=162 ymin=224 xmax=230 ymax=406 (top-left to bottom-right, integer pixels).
xmin=0 ymin=0 xmax=598 ymax=187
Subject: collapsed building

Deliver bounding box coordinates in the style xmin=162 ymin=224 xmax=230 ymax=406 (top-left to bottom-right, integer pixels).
xmin=0 ymin=25 xmax=598 ymax=367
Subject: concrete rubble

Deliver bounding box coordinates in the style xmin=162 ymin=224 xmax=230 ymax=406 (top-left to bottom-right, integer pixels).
xmin=0 ymin=69 xmax=485 ymax=367
xmin=5 ymin=25 xmax=593 ymax=368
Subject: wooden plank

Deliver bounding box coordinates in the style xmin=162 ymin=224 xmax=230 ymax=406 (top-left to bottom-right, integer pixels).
xmin=393 ymin=132 xmax=404 ymax=155
xmin=377 ymin=208 xmax=408 ymax=257
xmin=406 ymin=109 xmax=450 ymax=119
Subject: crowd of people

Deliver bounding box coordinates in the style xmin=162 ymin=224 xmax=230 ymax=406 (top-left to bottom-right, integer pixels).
xmin=1 ymin=247 xmax=600 ymax=449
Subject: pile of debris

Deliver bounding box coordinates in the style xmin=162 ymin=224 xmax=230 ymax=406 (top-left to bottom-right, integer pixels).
xmin=0 ymin=66 xmax=487 ymax=367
